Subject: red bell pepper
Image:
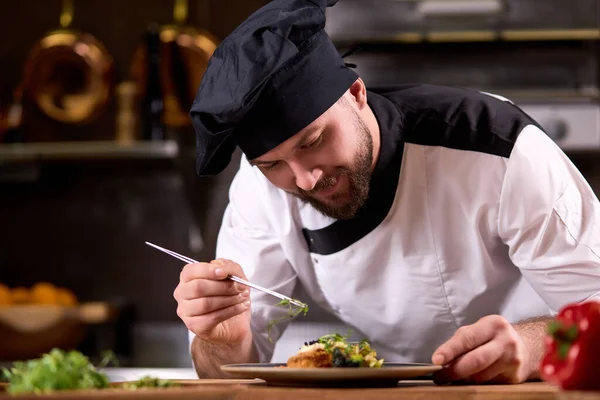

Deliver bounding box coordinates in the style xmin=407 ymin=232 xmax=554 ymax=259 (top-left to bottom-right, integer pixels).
xmin=540 ymin=299 xmax=600 ymax=391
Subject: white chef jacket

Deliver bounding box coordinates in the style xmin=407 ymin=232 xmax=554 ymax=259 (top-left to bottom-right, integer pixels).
xmin=189 ymin=84 xmax=600 ymax=363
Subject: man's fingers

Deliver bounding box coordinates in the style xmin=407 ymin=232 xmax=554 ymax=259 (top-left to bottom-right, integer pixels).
xmin=180 ymin=259 xmax=248 ymax=283
xmin=176 ymin=278 xmax=245 ymax=300
xmin=467 ymin=358 xmax=510 ymax=384
xmin=184 ymin=301 xmax=251 ymax=336
xmin=177 ymin=291 xmax=250 ymax=318
xmin=180 ymin=262 xmax=221 ymax=282
xmin=450 ymin=339 xmax=505 ymax=378
xmin=433 ymin=340 xmax=504 ymax=384
xmin=432 ymin=316 xmax=503 ymax=365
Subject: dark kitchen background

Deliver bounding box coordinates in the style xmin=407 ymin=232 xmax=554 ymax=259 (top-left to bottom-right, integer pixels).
xmin=0 ymin=0 xmax=599 ymax=369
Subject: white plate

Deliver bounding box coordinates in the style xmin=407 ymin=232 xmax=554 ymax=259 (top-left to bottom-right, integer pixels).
xmin=221 ymin=362 xmax=442 ymax=387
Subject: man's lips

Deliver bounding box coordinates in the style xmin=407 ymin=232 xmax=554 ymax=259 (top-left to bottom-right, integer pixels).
xmin=313 ymin=176 xmax=341 ymax=198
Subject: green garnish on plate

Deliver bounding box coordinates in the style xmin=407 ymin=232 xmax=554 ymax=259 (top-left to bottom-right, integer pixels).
xmin=313 ymin=332 xmax=385 ymax=368
xmin=267 ymin=298 xmax=309 ymax=342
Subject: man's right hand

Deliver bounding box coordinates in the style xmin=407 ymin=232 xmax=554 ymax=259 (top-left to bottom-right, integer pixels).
xmin=174 ymin=258 xmax=252 ymax=346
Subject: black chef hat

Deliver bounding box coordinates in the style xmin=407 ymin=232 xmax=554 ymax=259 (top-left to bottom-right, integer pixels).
xmin=190 ymin=0 xmax=359 ymax=176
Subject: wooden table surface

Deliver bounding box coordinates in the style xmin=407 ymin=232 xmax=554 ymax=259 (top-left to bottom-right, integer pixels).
xmin=2 ymin=379 xmax=600 ymax=400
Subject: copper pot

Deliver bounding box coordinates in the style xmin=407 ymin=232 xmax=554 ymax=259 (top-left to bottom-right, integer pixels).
xmin=21 ymin=0 xmax=115 ymax=125
xmin=130 ymin=0 xmax=219 ymax=128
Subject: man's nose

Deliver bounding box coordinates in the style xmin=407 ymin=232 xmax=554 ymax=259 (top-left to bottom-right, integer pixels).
xmin=289 ymin=161 xmax=321 ymax=191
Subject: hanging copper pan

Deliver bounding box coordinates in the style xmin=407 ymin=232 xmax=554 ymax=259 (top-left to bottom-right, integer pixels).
xmin=20 ymin=0 xmax=115 ymax=125
xmin=130 ymin=0 xmax=219 ymax=128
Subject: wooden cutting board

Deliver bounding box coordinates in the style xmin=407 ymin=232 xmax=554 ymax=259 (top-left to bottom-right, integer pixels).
xmin=0 ymin=379 xmax=259 ymax=399
xmin=2 ymin=380 xmax=600 ymax=400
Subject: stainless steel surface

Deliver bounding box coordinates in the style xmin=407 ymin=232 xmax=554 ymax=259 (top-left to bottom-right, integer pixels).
xmin=325 ymin=0 xmax=599 ymax=43
xmin=145 ymin=242 xmax=308 ymax=309
xmin=416 ymin=0 xmax=504 ymax=18
xmin=333 ymin=42 xmax=597 ymax=92
xmin=100 ymin=367 xmax=198 ymax=382
xmin=130 ymin=321 xmax=194 ymax=368
xmin=518 ymin=102 xmax=600 ymax=150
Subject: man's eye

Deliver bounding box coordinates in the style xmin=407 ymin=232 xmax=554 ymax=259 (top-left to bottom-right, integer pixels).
xmin=302 ymin=135 xmax=322 ymax=149
xmin=262 ymin=161 xmax=279 ymax=171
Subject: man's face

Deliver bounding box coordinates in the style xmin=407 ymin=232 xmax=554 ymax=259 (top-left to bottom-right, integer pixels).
xmin=250 ymin=96 xmax=374 ymax=220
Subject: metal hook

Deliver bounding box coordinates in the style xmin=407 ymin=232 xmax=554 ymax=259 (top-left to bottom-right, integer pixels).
xmin=174 ymin=0 xmax=188 ymax=25
xmin=60 ymin=0 xmax=74 ymax=29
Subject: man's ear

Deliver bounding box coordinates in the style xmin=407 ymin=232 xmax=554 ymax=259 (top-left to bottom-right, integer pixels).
xmin=348 ymin=78 xmax=367 ymax=110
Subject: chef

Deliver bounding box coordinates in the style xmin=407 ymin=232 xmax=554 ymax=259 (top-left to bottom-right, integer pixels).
xmin=173 ymin=0 xmax=600 ymax=384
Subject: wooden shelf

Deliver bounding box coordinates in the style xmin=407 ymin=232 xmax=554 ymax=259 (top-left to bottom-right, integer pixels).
xmin=0 ymin=140 xmax=179 ymax=163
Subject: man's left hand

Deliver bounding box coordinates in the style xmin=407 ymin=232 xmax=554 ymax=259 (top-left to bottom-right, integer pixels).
xmin=431 ymin=315 xmax=531 ymax=385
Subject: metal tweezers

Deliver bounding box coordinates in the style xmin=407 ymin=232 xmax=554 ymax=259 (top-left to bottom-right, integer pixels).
xmin=145 ymin=241 xmax=307 ymax=308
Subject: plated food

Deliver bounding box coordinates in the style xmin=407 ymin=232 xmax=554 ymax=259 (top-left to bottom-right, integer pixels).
xmin=287 ymin=333 xmax=384 ymax=368
xmin=221 ymin=333 xmax=440 ymax=386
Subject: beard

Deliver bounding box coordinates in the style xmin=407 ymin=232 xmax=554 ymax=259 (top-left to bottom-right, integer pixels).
xmin=293 ymin=111 xmax=373 ymax=220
